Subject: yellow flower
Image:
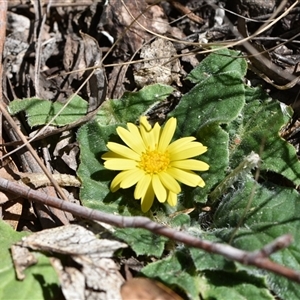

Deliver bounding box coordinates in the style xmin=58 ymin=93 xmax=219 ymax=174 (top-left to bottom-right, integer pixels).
xmin=102 ymin=117 xmax=209 ymax=212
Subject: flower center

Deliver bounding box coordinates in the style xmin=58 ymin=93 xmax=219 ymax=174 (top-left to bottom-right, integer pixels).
xmin=139 ymin=150 xmax=170 ymax=174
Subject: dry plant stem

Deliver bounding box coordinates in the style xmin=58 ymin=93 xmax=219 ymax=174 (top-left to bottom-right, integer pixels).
xmin=8 ymin=0 xmax=94 ymax=8
xmin=0 ymin=177 xmax=299 ymax=284
xmin=0 ymin=0 xmax=6 ymax=94
xmin=167 ymin=0 xmax=205 ymax=25
xmin=0 ymin=0 xmax=7 ymax=149
xmin=33 ymin=0 xmax=43 ymax=97
xmin=33 ymin=0 xmax=53 ymax=97
xmin=251 ymin=235 xmax=294 ymax=258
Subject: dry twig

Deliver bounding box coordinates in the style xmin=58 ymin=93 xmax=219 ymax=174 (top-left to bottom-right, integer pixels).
xmin=0 ymin=176 xmax=299 ymax=284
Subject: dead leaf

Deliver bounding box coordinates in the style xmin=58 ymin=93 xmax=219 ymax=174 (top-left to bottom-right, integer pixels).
xmin=19 ymin=172 xmax=81 ymax=188
xmin=101 ymin=0 xmax=170 ymax=55
xmin=0 ymin=155 xmax=24 ymax=230
xmin=11 ymin=244 xmax=38 ymax=280
xmin=121 ymin=278 xmax=183 ymax=300
xmin=12 ymin=225 xmax=127 ymax=300
xmin=134 ymin=38 xmax=181 ymax=87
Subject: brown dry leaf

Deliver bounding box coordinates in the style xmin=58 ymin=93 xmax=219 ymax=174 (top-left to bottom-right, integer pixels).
xmin=53 ymin=130 xmax=79 ymax=171
xmin=1 ymin=198 xmax=23 ymax=230
xmin=80 ymin=32 xmax=107 ymax=112
xmin=11 ymin=244 xmax=38 ymax=280
xmin=12 ymin=225 xmax=127 ymax=300
xmin=101 ymin=0 xmax=170 ymax=55
xmin=121 ymin=278 xmax=183 ymax=300
xmin=18 ymin=172 xmax=81 ymax=188
xmin=134 ymin=38 xmax=181 ymax=87
xmin=0 ymin=156 xmax=24 ymax=230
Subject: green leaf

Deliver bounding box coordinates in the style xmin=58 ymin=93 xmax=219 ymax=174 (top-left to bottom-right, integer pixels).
xmin=114 ymin=228 xmax=167 ymax=257
xmin=192 ymin=124 xmax=229 ymax=204
xmin=141 ymin=250 xmax=200 ymax=299
xmin=214 ymin=177 xmax=300 ymax=300
xmin=170 ymin=69 xmax=245 ymax=138
xmin=187 ymin=48 xmax=247 ymax=84
xmin=189 ymin=232 xmax=235 ymax=271
xmin=9 ymin=84 xmax=174 ymax=127
xmin=97 ymin=84 xmax=174 ymax=125
xmin=228 ymin=86 xmax=300 ymax=185
xmin=0 ymin=221 xmax=60 ymax=300
xmin=201 ymin=270 xmax=274 ymax=300
xmin=9 ymin=95 xmax=88 ymax=127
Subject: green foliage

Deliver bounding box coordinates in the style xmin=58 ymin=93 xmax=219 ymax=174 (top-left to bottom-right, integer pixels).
xmin=0 ymin=221 xmax=60 ymax=300
xmin=141 ymin=250 xmax=200 ymax=299
xmin=7 ymin=50 xmax=300 ymax=299
xmin=214 ymin=176 xmax=300 ymax=300
xmin=9 ymin=95 xmax=88 ymax=127
xmin=228 ymin=86 xmax=299 ymax=184
xmin=169 ymin=49 xmax=246 ymax=205
xmin=172 ymin=49 xmax=247 ymax=138
xmin=9 ymin=84 xmax=174 ymax=127
xmin=76 ymin=49 xmax=300 ymax=299
xmin=114 ymin=228 xmax=167 ymax=257
xmin=200 ymin=270 xmax=274 ymax=300
xmin=97 ymin=84 xmax=174 ymax=124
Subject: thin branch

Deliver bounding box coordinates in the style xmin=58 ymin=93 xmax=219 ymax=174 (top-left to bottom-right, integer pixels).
xmin=0 ymin=0 xmax=7 ymax=156
xmin=0 ymin=177 xmax=299 ymax=283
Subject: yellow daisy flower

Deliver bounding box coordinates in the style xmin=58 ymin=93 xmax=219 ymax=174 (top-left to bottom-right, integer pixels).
xmin=102 ymin=116 xmax=209 ymax=212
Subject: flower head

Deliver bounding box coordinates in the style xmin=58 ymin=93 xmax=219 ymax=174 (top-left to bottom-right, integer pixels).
xmin=102 ymin=117 xmax=209 ymax=212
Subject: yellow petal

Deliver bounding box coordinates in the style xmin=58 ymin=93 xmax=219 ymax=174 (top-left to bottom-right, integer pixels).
xmin=170 ymin=159 xmax=209 ymax=171
xmin=110 ymin=171 xmax=127 ymax=192
xmin=169 ymin=142 xmax=207 ymax=160
xmin=101 ymin=151 xmax=123 ymax=160
xmin=198 ymin=177 xmax=206 ymax=188
xmin=166 ymin=167 xmax=204 ymax=187
xmin=158 ymin=118 xmax=176 ymax=151
xmin=104 ymin=158 xmax=137 ymax=170
xmin=158 ymin=171 xmax=181 ymax=194
xmin=120 ymin=168 xmax=145 ymax=189
xmin=134 ymin=174 xmax=151 ymax=200
xmin=141 ymin=122 xmax=161 ymax=150
xmin=152 ymin=123 xmax=161 ymax=148
xmin=106 ymin=142 xmax=140 ymax=160
xmin=141 ymin=183 xmax=155 ymax=212
xmin=139 ymin=116 xmax=152 ymax=131
xmin=167 ymin=191 xmax=177 ymax=206
xmin=167 ymin=137 xmax=196 ymax=153
xmin=117 ymin=126 xmax=145 ymax=154
xmin=127 ymin=122 xmax=146 ymax=147
xmin=152 ymin=174 xmax=167 ymax=203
